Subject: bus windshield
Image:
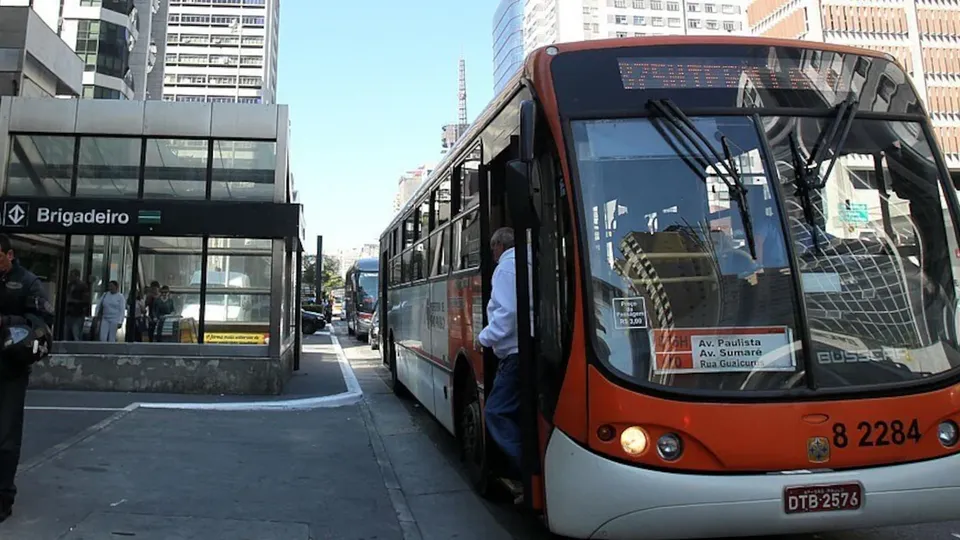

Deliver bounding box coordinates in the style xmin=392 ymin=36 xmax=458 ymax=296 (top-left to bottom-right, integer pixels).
xmin=357 ymin=272 xmax=378 ymax=313
xmin=572 ymin=113 xmax=960 ymax=393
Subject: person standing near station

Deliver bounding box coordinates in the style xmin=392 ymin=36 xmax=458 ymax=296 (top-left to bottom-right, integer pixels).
xmin=96 ymin=280 xmax=126 ymax=342
xmin=0 ymin=234 xmax=54 ymax=522
xmin=475 ymin=227 xmax=533 ymax=492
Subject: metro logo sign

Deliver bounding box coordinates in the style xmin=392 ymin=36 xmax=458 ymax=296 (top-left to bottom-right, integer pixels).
xmin=3 ymin=202 xmax=28 ymax=228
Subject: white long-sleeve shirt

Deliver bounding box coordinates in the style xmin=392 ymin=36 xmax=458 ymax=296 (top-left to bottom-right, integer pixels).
xmin=98 ymin=291 xmax=127 ymax=324
xmin=477 ymin=247 xmax=534 ymax=360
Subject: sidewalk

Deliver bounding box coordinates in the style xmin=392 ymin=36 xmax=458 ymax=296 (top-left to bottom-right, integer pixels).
xmin=1 ymin=328 xmax=527 ymax=540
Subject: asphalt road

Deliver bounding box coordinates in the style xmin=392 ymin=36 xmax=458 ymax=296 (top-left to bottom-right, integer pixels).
xmin=332 ymin=323 xmax=960 ymax=540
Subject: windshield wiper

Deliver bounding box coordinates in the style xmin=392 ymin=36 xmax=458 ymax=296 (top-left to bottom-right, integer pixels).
xmin=788 ymin=94 xmax=859 ymax=254
xmin=646 ymin=99 xmax=757 ymax=259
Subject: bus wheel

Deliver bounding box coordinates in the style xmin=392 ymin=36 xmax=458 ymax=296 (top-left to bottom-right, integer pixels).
xmin=390 ymin=340 xmax=409 ymax=398
xmin=459 ymin=381 xmax=491 ymax=496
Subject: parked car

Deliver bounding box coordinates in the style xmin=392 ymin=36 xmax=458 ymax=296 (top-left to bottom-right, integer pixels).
xmin=370 ymin=300 xmax=380 ymax=351
xmin=302 ymin=309 xmax=326 ymax=335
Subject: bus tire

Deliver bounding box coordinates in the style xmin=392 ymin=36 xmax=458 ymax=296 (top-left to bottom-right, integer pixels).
xmin=390 ymin=338 xmax=409 ymax=398
xmin=458 ymin=378 xmax=491 ymax=497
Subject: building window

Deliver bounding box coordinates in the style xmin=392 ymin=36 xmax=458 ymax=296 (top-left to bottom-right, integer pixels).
xmin=704 ymin=3 xmax=716 ymax=12
xmin=616 ymin=31 xmax=628 ymax=37
xmin=651 ymin=0 xmax=662 ymax=9
xmin=5 ymin=135 xmax=74 ymax=197
xmin=688 ymin=18 xmax=702 ymax=28
xmin=143 ymin=139 xmax=208 ymax=199
xmin=688 ymin=3 xmax=700 ymax=11
xmin=203 ymin=238 xmax=273 ymax=343
xmin=75 ymin=137 xmax=140 ymax=198
xmin=706 ymin=19 xmax=719 ymax=28
xmin=723 ymin=20 xmax=739 ymax=31
xmin=616 ymin=15 xmax=628 ymax=24
xmin=668 ymin=17 xmax=681 ymax=26
xmin=79 ymin=0 xmax=134 ymax=14
xmin=82 ymin=85 xmax=124 ymax=99
xmin=614 ymin=0 xmax=626 ymax=7
xmin=633 ymin=0 xmax=646 ymax=8
xmin=667 ymin=1 xmax=679 ymax=10
xmin=211 ymin=140 xmax=277 ymax=201
xmin=75 ymin=20 xmax=131 ymax=80
xmin=722 ymin=4 xmax=740 ymax=13
xmin=634 ymin=15 xmax=646 ymax=24
xmin=652 ymin=16 xmax=664 ymax=25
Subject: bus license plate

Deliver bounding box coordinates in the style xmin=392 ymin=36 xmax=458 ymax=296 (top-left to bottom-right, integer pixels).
xmin=783 ymin=483 xmax=863 ymax=514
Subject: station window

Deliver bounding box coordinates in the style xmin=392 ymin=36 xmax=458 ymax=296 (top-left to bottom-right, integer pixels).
xmin=136 ymin=236 xmax=204 ymax=343
xmin=75 ymin=137 xmax=140 ymax=199
xmin=203 ymin=238 xmax=273 ymax=343
xmin=143 ymin=139 xmax=208 ymax=199
xmin=4 ymin=135 xmax=74 ymax=197
xmin=211 ymin=140 xmax=277 ymax=201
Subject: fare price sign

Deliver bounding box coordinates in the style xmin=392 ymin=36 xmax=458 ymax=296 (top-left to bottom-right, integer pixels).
xmin=651 ymin=326 xmax=796 ymax=374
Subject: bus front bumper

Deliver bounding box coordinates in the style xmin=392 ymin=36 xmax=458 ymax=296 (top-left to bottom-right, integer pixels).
xmin=544 ymin=429 xmax=960 ymax=539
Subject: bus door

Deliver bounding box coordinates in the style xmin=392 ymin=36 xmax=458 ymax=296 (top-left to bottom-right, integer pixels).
xmin=503 ymin=103 xmax=545 ymax=512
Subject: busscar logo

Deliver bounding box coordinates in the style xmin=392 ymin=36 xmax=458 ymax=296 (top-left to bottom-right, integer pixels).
xmin=37 ymin=208 xmax=130 ymax=227
xmin=807 ymin=436 xmax=830 ymax=464
xmin=3 ymin=203 xmax=29 ymax=228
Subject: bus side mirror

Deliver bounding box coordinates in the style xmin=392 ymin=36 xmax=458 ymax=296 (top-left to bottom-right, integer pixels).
xmin=519 ymin=99 xmax=536 ymax=164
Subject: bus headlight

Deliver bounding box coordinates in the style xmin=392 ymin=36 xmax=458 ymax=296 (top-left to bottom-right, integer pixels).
xmin=657 ymin=433 xmax=683 ymax=461
xmin=620 ymin=426 xmax=648 ymax=456
xmin=938 ymin=421 xmax=958 ymax=447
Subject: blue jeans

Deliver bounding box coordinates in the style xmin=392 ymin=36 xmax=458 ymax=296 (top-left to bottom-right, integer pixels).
xmin=484 ymin=354 xmax=521 ymax=474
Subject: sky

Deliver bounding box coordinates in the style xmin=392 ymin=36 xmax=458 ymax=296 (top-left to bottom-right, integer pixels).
xmin=276 ymin=0 xmax=496 ymax=255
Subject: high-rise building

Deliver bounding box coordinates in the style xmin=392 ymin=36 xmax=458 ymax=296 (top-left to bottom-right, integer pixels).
xmin=746 ymin=1 xmax=960 ymax=166
xmin=494 ymin=0 xmax=524 ymax=93
xmin=493 ymin=0 xmax=748 ymax=93
xmin=393 ymin=165 xmax=434 ymax=212
xmin=0 ymin=0 xmax=165 ymax=99
xmin=162 ymin=0 xmax=280 ymax=105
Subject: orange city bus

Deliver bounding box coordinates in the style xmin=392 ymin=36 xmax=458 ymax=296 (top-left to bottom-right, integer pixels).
xmin=377 ymin=35 xmax=960 ymax=539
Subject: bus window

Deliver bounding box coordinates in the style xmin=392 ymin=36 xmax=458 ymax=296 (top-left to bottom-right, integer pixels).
xmin=403 ymin=217 xmax=415 ymax=249
xmin=435 ymin=177 xmax=452 ymax=228
xmin=462 ymin=154 xmax=481 ymax=211
xmin=430 ymin=229 xmax=448 ymax=277
xmin=412 ymin=241 xmax=427 ymax=281
xmin=419 ymin=198 xmax=431 ymax=238
xmin=401 ymin=249 xmax=412 ymax=283
xmin=453 ymin=208 xmax=481 ymax=271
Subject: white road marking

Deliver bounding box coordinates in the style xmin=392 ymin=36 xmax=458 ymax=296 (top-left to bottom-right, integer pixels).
xmin=950 ymin=533 xmax=960 ymax=539
xmin=25 ymin=406 xmax=128 ymax=412
xmin=135 ymin=334 xmax=362 ymax=411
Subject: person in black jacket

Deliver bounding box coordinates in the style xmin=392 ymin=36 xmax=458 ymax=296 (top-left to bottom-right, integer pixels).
xmin=0 ymin=234 xmax=54 ymax=522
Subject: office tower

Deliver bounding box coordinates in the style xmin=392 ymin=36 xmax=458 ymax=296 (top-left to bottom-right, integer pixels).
xmin=747 ymin=1 xmax=960 ymax=165
xmin=0 ymin=0 xmax=164 ymax=99
xmin=162 ymin=0 xmax=280 ymax=104
xmin=493 ymin=0 xmax=748 ymax=93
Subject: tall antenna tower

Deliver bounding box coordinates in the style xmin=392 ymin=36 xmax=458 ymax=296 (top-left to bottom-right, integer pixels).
xmin=457 ymin=56 xmax=468 ymax=139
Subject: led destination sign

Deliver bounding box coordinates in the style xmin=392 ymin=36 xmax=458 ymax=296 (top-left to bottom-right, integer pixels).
xmin=617 ymin=57 xmax=824 ymax=91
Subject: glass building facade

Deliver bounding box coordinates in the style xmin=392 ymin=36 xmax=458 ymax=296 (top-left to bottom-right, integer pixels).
xmin=0 ymin=98 xmax=304 ymax=394
xmin=493 ymin=0 xmax=525 ymax=94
